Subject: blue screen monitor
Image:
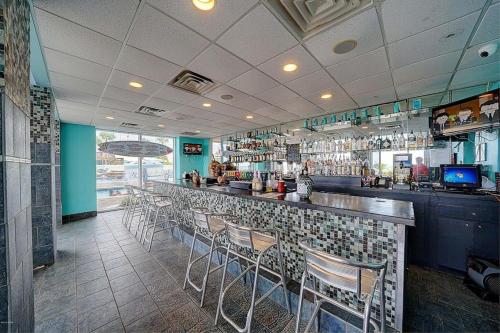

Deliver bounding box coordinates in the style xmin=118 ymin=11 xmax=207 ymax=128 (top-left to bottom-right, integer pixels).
xmin=440 ymin=164 xmax=482 ymax=189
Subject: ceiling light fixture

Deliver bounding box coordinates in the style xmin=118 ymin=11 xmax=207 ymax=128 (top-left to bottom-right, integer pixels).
xmin=192 ymin=0 xmax=215 ymax=11
xmin=129 ymin=81 xmax=143 ymax=88
xmin=333 ymin=40 xmax=357 ymax=54
xmin=283 ymin=63 xmax=298 ymax=72
xmin=105 ymin=116 xmax=115 ymax=120
xmin=321 ymin=93 xmax=332 ymax=99
xmin=361 ymin=126 xmax=368 ymax=129
xmin=246 ymin=115 xmax=254 ymax=119
xmin=292 ymin=128 xmax=301 ymax=132
xmin=158 ymin=124 xmax=165 ymax=128
xmin=202 ymin=102 xmax=212 ymax=107
xmin=195 ymin=130 xmax=201 ymax=133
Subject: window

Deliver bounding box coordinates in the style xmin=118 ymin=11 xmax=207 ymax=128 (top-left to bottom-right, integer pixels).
xmin=96 ymin=131 xmax=175 ymax=212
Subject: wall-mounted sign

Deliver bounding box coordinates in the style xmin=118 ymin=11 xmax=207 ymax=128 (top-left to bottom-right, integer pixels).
xmin=98 ymin=141 xmax=173 ymax=157
xmin=183 ymin=143 xmax=203 ymax=155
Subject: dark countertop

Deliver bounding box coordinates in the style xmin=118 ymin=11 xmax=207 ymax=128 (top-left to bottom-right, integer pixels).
xmin=152 ymin=180 xmax=415 ymax=226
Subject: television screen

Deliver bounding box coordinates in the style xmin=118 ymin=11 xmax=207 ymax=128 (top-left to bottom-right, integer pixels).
xmin=440 ymin=164 xmax=481 ymax=189
xmin=183 ymin=143 xmax=202 ymax=155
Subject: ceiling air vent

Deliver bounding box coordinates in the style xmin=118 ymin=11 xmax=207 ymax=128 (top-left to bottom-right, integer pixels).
xmin=169 ymin=70 xmax=216 ymax=95
xmin=180 ymin=131 xmax=199 ymax=136
xmin=120 ymin=122 xmax=140 ymax=128
xmin=136 ymin=106 xmax=166 ymax=117
xmin=268 ymin=0 xmax=374 ymax=39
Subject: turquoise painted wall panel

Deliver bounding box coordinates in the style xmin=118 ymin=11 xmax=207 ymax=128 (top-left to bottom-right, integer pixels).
xmin=61 ymin=123 xmax=97 ymax=215
xmin=175 ymin=137 xmax=210 ymax=179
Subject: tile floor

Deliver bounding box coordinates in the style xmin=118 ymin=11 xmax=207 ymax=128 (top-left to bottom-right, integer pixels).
xmin=33 ymin=211 xmax=499 ymax=333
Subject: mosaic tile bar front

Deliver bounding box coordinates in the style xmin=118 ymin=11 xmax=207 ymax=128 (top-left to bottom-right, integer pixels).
xmin=153 ymin=181 xmax=408 ymax=331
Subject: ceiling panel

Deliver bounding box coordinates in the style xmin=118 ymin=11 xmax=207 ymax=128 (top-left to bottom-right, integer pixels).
xmin=52 ymin=86 xmax=100 ymax=106
xmin=144 ymin=97 xmax=182 ymax=113
xmin=146 ymin=0 xmax=258 ymax=40
xmin=107 ymin=70 xmax=163 ymax=96
xmin=285 ymin=70 xmax=339 ymax=98
xmin=188 ymin=97 xmax=249 ymax=119
xmin=152 ymin=85 xmax=199 ymax=105
xmin=58 ymin=108 xmax=93 ymax=124
xmin=34 ymin=8 xmax=122 ymax=66
xmin=327 ymin=47 xmax=389 ymax=84
xmin=50 ymin=71 xmax=105 ymax=96
xmin=470 ymin=3 xmax=500 ymax=46
xmin=351 ymin=87 xmax=397 ymax=107
xmin=101 ymin=86 xmax=149 ymax=106
xmin=128 ymin=4 xmax=210 ymax=66
xmin=304 ymin=8 xmax=383 ymax=67
xmin=396 ymin=73 xmax=451 ymax=99
xmin=254 ymin=106 xmax=300 ymax=122
xmin=205 ymin=85 xmax=270 ymax=111
xmin=343 ymin=71 xmax=394 ymax=96
xmin=316 ymin=97 xmax=358 ymax=113
xmin=257 ymin=45 xmax=321 ymax=83
xmin=56 ymin=99 xmax=96 ymax=113
xmin=451 ymin=61 xmax=500 ymax=88
xmin=44 ymin=48 xmax=112 ymax=84
xmin=227 ymin=69 xmax=280 ymax=95
xmin=187 ymin=45 xmax=251 ymax=83
xmin=381 ymin=0 xmax=486 ymax=43
xmin=256 ymin=85 xmax=299 ymax=109
xmin=388 ymin=11 xmax=481 ymax=68
xmin=392 ymin=51 xmax=461 ymax=85
xmin=115 ymin=45 xmax=182 ymax=84
xmin=99 ymin=97 xmax=139 ymax=112
xmin=34 ymin=0 xmax=139 ymax=41
xmin=459 ymin=38 xmax=500 ymax=69
xmin=278 ymin=97 xmax=323 ymax=117
xmin=217 ymin=5 xmax=298 ymax=66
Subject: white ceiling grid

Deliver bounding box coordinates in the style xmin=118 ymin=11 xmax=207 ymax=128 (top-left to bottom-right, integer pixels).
xmin=32 ymin=0 xmax=499 ymax=138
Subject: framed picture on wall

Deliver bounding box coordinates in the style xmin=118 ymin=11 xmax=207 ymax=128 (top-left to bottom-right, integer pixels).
xmin=183 ymin=143 xmax=202 ymax=155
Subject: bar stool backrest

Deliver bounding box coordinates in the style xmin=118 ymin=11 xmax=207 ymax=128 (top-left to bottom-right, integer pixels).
xmin=224 ymin=220 xmax=254 ymax=251
xmin=191 ymin=208 xmax=212 ymax=232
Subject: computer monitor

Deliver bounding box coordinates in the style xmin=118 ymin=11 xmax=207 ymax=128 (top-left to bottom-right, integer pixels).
xmin=440 ymin=164 xmax=482 ymax=189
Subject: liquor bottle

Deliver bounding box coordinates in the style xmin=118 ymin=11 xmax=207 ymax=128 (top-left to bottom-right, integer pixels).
xmin=398 ymin=132 xmax=406 ymax=149
xmin=368 ymin=135 xmax=374 ymax=150
xmin=408 ymin=130 xmax=417 ymax=149
xmin=382 ymin=135 xmax=392 ymax=149
xmin=376 ymin=136 xmax=382 ymax=150
xmin=416 ymin=131 xmax=424 ymax=148
xmin=392 ymin=131 xmax=399 ymax=150
xmin=427 ymin=129 xmax=434 ymax=147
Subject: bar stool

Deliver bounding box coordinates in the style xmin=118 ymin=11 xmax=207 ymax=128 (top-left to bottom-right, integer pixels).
xmin=215 ymin=219 xmax=291 ymax=332
xmin=295 ymin=238 xmax=387 ymax=333
xmin=183 ymin=208 xmax=239 ymax=307
xmin=127 ymin=187 xmax=147 ymax=232
xmin=140 ymin=192 xmax=182 ymax=252
xmin=121 ymin=185 xmax=134 ymax=226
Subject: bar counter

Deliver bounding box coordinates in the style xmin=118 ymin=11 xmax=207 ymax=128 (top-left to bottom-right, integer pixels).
xmin=152 ymin=180 xmax=415 ymax=331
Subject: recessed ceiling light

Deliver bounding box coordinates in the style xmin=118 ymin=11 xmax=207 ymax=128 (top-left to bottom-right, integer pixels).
xmin=221 ymin=94 xmax=233 ymax=100
xmin=192 ymin=0 xmax=215 ymax=11
xmin=195 ymin=130 xmax=201 ymax=133
xmin=283 ymin=63 xmax=298 ymax=72
xmin=105 ymin=116 xmax=114 ymax=120
xmin=333 ymin=40 xmax=357 ymax=54
xmin=202 ymin=102 xmax=212 ymax=107
xmin=369 ymin=131 xmax=374 ymax=134
xmin=129 ymin=81 xmax=143 ymax=88
xmin=246 ymin=115 xmax=254 ymax=119
xmin=361 ymin=126 xmax=368 ymax=129
xmin=321 ymin=93 xmax=332 ymax=99
xmin=158 ymin=124 xmax=165 ymax=128
xmin=292 ymin=128 xmax=301 ymax=132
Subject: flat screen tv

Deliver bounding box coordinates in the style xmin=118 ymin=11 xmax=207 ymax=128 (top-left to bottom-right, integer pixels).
xmin=183 ymin=143 xmax=202 ymax=155
xmin=440 ymin=164 xmax=482 ymax=189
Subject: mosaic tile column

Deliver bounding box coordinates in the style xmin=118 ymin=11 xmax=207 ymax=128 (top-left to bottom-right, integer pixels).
xmin=0 ymin=0 xmax=34 ymax=331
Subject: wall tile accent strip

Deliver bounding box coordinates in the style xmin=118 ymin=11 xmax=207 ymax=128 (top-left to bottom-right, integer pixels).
xmin=153 ymin=182 xmax=404 ymax=330
xmin=30 ymin=85 xmax=51 ymax=144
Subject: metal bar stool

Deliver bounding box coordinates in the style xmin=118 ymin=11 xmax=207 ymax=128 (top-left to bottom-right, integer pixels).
xmin=215 ymin=219 xmax=291 ymax=333
xmin=295 ymin=238 xmax=387 ymax=333
xmin=121 ymin=185 xmax=133 ymax=226
xmin=183 ymin=208 xmax=239 ymax=307
xmin=140 ymin=192 xmax=182 ymax=252
xmin=127 ymin=187 xmax=147 ymax=232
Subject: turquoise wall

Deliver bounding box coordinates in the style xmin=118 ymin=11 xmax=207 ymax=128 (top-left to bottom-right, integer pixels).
xmin=175 ymin=137 xmax=210 ymax=179
xmin=61 ymin=123 xmax=97 ymax=215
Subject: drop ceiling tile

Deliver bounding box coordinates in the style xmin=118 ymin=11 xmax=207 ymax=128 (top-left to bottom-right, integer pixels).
xmin=217 ymin=4 xmax=298 ymax=66
xmin=128 ymin=4 xmax=210 ymax=66
xmin=108 ymin=70 xmax=163 ymax=96
xmin=99 ymin=97 xmax=139 ymax=112
xmin=258 ymin=45 xmax=322 ymax=84
xmin=44 ymin=48 xmax=112 ymax=83
xmin=188 ymin=44 xmax=251 ymax=83
xmin=304 ymin=8 xmax=383 ymax=67
xmin=115 ymin=45 xmax=182 ymax=84
xmin=50 ymin=71 xmax=105 ymax=96
xmin=305 ymin=87 xmax=352 ymax=107
xmin=451 ymin=61 xmax=500 ymax=88
xmin=205 ymin=85 xmax=270 ymax=111
xmin=56 ymin=99 xmax=96 ymax=113
xmin=317 ymin=97 xmax=358 ymax=113
xmin=255 ymin=85 xmax=299 ymax=110
xmin=34 ymin=0 xmax=139 ymax=41
xmin=392 ymin=51 xmax=461 ymax=85
xmin=227 ymin=69 xmax=280 ymax=95
xmin=52 ymin=86 xmax=100 ymax=105
xmin=144 ymin=97 xmax=183 ymax=112
xmin=102 ymin=86 xmax=149 ymax=106
xmin=285 ymin=70 xmax=338 ymax=98
xmin=153 ymin=85 xmax=199 ymax=104
xmin=470 ymin=3 xmax=500 ymax=46
xmin=279 ymin=97 xmax=323 ymax=118
xmin=396 ymin=73 xmax=451 ymax=99
xmin=327 ymin=47 xmax=389 ymax=84
xmin=388 ymin=11 xmax=481 ymax=68
xmin=350 ymin=87 xmax=397 ymax=107
xmin=459 ymin=38 xmax=500 ymax=69
xmin=146 ymin=0 xmax=258 ymax=40
xmin=188 ymin=97 xmax=249 ymax=118
xmin=343 ymin=71 xmax=394 ymax=96
xmin=254 ymin=106 xmax=299 ymax=122
xmin=34 ymin=8 xmax=122 ymax=66
xmin=381 ymin=0 xmax=486 ymax=43
xmin=58 ymin=108 xmax=93 ymax=124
